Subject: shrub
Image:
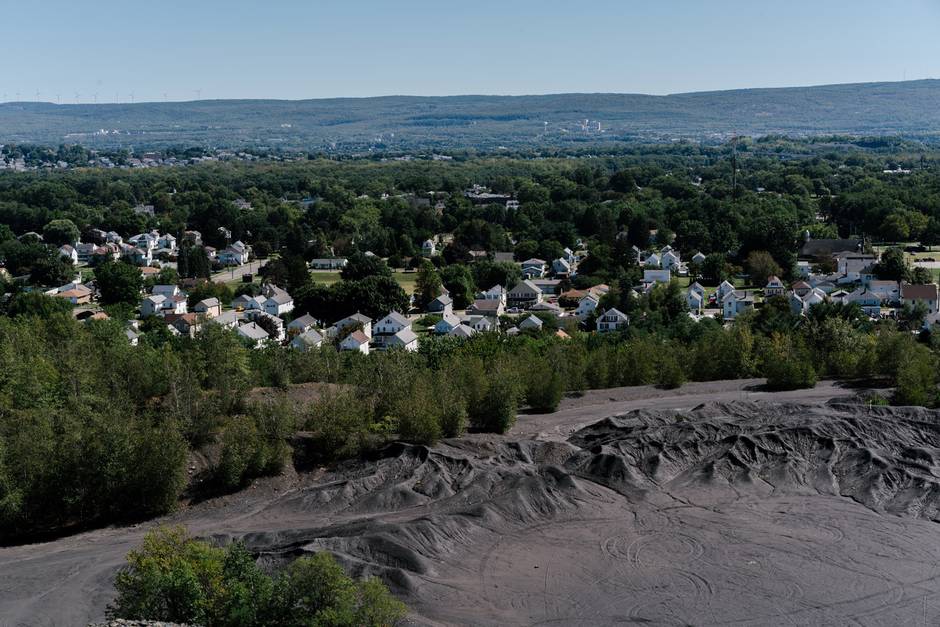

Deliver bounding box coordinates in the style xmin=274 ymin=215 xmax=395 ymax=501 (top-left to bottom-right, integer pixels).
xmin=110 ymin=527 xmax=407 ymax=626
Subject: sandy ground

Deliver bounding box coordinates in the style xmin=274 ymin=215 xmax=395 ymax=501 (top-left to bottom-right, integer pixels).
xmin=5 ymin=380 xmax=940 ymax=627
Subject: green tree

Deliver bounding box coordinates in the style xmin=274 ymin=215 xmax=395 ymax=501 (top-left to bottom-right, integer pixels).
xmin=96 ymin=260 xmax=144 ymax=306
xmin=746 ymin=250 xmax=783 ymax=286
xmin=42 ymin=219 xmax=80 ymax=247
xmin=414 ymin=260 xmax=443 ymax=309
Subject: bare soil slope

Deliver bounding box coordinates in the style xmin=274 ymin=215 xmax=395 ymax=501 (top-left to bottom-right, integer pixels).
xmin=4 ymin=382 xmax=940 ymax=626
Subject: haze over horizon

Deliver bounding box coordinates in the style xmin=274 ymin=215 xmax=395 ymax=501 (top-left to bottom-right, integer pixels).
xmin=4 ymin=0 xmax=940 ymax=104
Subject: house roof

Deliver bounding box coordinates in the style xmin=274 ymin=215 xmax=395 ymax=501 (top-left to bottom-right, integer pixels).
xmin=266 ymin=292 xmax=293 ymax=305
xmin=237 ymin=322 xmax=268 ymax=340
xmin=449 ymin=324 xmax=476 ymax=338
xmin=601 ymin=308 xmax=629 ymax=320
xmin=390 ymin=327 xmax=418 ymax=345
xmin=431 ymin=294 xmax=453 ymax=306
xmin=469 ymin=299 xmax=501 ymax=313
xmin=902 ymin=283 xmax=939 ymax=300
xmin=295 ymin=328 xmax=324 ymax=345
xmin=195 ymin=297 xmax=220 ymax=308
xmin=792 ymin=280 xmax=811 ymax=290
xmin=519 ymin=314 xmax=543 ymax=328
xmin=288 ymin=313 xmax=318 ymax=328
xmin=211 ymin=311 xmax=239 ymax=326
xmin=521 ymin=258 xmax=546 ymax=266
xmin=436 ymin=313 xmax=462 ymax=328
xmin=799 ymin=238 xmax=862 ymax=258
xmin=379 ymin=311 xmax=410 ymax=327
xmin=508 ymin=280 xmax=542 ymax=295
xmin=345 ymin=330 xmax=370 ymax=345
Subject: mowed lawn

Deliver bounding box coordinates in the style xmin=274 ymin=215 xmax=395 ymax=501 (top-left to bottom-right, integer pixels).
xmin=310 ymin=269 xmax=419 ymax=294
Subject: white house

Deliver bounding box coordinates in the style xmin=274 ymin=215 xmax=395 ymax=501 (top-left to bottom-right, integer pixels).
xmin=263 ymin=285 xmax=294 ymax=317
xmin=644 ymin=253 xmax=661 ymax=268
xmin=385 ymin=327 xmax=419 ymax=351
xmin=448 ymin=324 xmax=476 ymax=339
xmin=467 ymin=299 xmax=504 ymax=317
xmin=902 ymin=283 xmax=940 ymax=314
xmin=692 ymin=251 xmax=707 ymax=265
xmin=716 ymin=280 xmax=736 ymax=303
xmin=764 ymin=276 xmax=786 ymax=297
xmin=310 ymin=258 xmax=348 ymax=270
xmin=340 ymin=330 xmax=370 ymax=354
xmin=59 ymin=244 xmax=78 ymax=264
xmin=597 ymin=308 xmax=629 ymax=333
xmin=237 ymin=322 xmax=269 ymax=348
xmin=422 ymin=239 xmax=437 ymax=256
xmin=219 ymin=241 xmax=249 ymax=266
xmin=287 ymin=313 xmax=318 ymax=336
xmin=846 ymin=288 xmax=882 ymax=317
xmin=335 ymin=313 xmax=372 ymax=338
xmin=552 ymin=258 xmax=572 ymax=276
xmin=520 ymin=258 xmax=547 ymax=279
xmin=507 ymin=280 xmax=543 ymax=308
xmin=434 ymin=313 xmax=462 ymax=335
xmin=141 ymin=294 xmax=167 ymax=317
xmin=193 ymin=297 xmax=221 ymax=319
xmin=867 ymin=280 xmax=900 ymax=304
xmin=661 ymin=250 xmax=680 ymax=271
xmin=518 ymin=314 xmax=544 ymax=331
xmin=427 ymin=294 xmax=453 ymax=315
xmin=232 ymin=294 xmax=265 ymax=312
xmin=374 ymin=311 xmax=410 ymax=336
xmin=687 ymin=289 xmax=704 ymax=313
xmin=722 ymin=290 xmax=754 ymax=320
xmin=643 ymin=269 xmax=671 ymax=285
xmin=576 ymin=294 xmax=599 ymax=319
xmin=247 ymin=311 xmax=285 ymax=341
xmin=688 ymin=282 xmax=706 ymax=300
xmin=152 ymin=284 xmax=181 ymax=299
xmin=210 ymin=310 xmax=239 ymax=329
xmin=157 ymin=233 xmax=177 ymax=251
xmin=479 ymin=284 xmax=507 ymax=306
xmin=468 ymin=316 xmax=495 ymax=332
xmin=291 ymin=328 xmax=324 ymax=352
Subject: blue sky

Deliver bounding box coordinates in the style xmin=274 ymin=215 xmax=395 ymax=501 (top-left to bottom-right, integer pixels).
xmin=3 ymin=0 xmax=940 ymax=103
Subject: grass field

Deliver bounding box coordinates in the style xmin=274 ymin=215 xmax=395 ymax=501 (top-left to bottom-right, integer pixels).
xmin=310 ymin=270 xmax=419 ymax=294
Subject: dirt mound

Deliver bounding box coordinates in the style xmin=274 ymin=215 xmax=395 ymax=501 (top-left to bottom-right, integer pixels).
xmin=7 ymin=395 xmax=940 ymax=625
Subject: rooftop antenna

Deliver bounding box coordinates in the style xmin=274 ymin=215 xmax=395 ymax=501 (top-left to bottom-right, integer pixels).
xmin=93 ymin=92 xmax=98 ymax=104
xmin=56 ymin=94 xmax=61 ymax=104
xmin=163 ymin=92 xmax=168 ymax=102
xmin=74 ymin=92 xmax=80 ymax=104
xmin=194 ymin=89 xmax=202 ymax=100
xmin=129 ymin=92 xmax=135 ymax=103
xmin=35 ymin=90 xmax=40 ymax=101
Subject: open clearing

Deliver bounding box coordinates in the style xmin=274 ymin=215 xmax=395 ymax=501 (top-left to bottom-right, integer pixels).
xmin=6 ymin=380 xmax=940 ymax=626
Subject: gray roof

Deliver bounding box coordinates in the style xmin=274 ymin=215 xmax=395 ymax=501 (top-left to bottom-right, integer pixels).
xmin=449 ymin=325 xmax=476 ymax=338
xmin=508 ymin=280 xmax=542 ymax=295
xmin=288 ymin=313 xmax=318 ymax=329
xmin=195 ymin=297 xmax=220 ymax=308
xmin=519 ymin=314 xmax=543 ymax=328
xmin=267 ymin=291 xmax=293 ymax=305
xmin=380 ymin=311 xmax=410 ymax=326
xmin=390 ymin=327 xmax=418 ymax=345
xmin=237 ymin=322 xmax=268 ymax=341
xmin=294 ymin=328 xmax=323 ymax=345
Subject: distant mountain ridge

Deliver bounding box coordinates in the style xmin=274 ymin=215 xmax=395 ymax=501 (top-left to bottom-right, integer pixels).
xmin=2 ymin=79 xmax=939 ymax=153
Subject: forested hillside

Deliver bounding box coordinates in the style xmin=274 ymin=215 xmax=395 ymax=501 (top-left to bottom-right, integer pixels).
xmin=3 ymin=80 xmax=940 ymax=152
